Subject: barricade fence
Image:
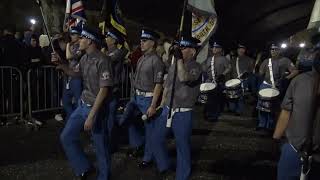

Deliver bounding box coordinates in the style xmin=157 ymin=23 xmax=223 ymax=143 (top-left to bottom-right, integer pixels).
xmin=27 ymin=65 xmax=64 ymax=121
xmin=1 ymin=65 xmax=134 ymax=125
xmin=0 ymin=66 xmax=24 ymax=122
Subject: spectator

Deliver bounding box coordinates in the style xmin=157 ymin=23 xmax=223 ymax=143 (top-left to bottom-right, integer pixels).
xmin=27 ymin=34 xmax=44 ymax=68
xmin=24 ymin=24 xmax=40 ymax=46
xmin=0 ymin=25 xmax=26 ymax=124
xmin=0 ymin=24 xmax=27 ymax=66
xmin=39 ymin=34 xmax=51 ymax=64
xmin=15 ymin=31 xmax=24 ymax=45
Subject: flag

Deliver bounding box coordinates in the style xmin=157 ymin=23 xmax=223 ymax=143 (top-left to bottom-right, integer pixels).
xmin=307 ymin=0 xmax=320 ymax=29
xmin=188 ymin=0 xmax=217 ymax=63
xmin=99 ymin=0 xmax=127 ymax=35
xmin=65 ymin=0 xmax=86 ymax=29
xmin=100 ymin=0 xmax=129 ymax=51
xmin=110 ymin=0 xmax=127 ymax=36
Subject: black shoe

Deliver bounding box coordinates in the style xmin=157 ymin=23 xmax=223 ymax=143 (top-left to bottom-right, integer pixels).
xmin=127 ymin=146 xmax=144 ymax=158
xmin=255 ymin=127 xmax=263 ymax=131
xmin=159 ymin=169 xmax=174 ymax=180
xmin=75 ymin=167 xmax=95 ymax=180
xmin=207 ymin=117 xmax=218 ymax=122
xmin=138 ymin=161 xmax=152 ymax=169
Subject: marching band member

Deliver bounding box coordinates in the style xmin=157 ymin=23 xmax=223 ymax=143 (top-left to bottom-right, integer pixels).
xmin=256 ymin=44 xmax=298 ymax=132
xmin=152 ymin=36 xmax=202 ymax=180
xmin=273 ymin=34 xmax=320 ymax=180
xmin=55 ymin=26 xmax=114 ymax=180
xmin=201 ymin=42 xmax=231 ymax=122
xmin=119 ymin=28 xmax=165 ymax=168
xmin=228 ymin=44 xmax=254 ymax=116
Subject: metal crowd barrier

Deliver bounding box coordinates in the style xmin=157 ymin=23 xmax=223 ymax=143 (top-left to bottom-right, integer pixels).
xmin=27 ymin=65 xmax=63 ymax=122
xmin=1 ymin=64 xmax=133 ymax=127
xmin=0 ymin=66 xmax=24 ymax=122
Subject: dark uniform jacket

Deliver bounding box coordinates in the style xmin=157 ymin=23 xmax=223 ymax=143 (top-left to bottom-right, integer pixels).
xmin=165 ymin=59 xmax=202 ymax=109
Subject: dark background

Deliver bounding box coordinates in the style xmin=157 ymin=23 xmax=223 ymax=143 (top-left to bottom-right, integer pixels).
xmin=0 ymin=0 xmax=315 ymax=49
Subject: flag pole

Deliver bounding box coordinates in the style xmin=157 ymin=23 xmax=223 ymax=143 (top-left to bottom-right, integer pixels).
xmin=166 ymin=0 xmax=188 ymax=128
xmin=35 ymin=0 xmax=55 ymax=52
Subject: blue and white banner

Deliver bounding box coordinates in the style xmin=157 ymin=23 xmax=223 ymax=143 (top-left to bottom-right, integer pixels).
xmin=188 ymin=0 xmax=217 ymax=63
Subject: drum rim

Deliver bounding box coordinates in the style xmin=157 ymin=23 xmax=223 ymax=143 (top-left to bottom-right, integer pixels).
xmin=258 ymin=88 xmax=280 ymax=98
xmin=200 ymin=82 xmax=217 ymax=92
xmin=225 ymin=79 xmax=241 ymax=87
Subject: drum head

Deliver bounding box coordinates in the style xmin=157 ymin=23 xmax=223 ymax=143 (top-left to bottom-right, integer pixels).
xmin=259 ymin=88 xmax=280 ymax=98
xmin=225 ymin=79 xmax=241 ymax=88
xmin=200 ymin=83 xmax=216 ymax=92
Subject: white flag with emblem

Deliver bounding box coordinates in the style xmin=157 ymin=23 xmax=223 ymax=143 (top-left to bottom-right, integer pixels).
xmin=308 ymin=0 xmax=320 ymax=29
xmin=188 ymin=0 xmax=218 ymax=63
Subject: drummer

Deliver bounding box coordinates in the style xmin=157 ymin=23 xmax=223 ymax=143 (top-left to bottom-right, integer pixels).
xmin=256 ymin=44 xmax=298 ymax=131
xmin=202 ymin=42 xmax=231 ymax=121
xmin=228 ymin=44 xmax=255 ymax=116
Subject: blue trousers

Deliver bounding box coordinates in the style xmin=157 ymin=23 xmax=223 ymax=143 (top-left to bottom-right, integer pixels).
xmin=60 ymin=101 xmax=110 ymax=180
xmin=278 ymin=143 xmax=320 ymax=180
xmin=107 ymin=96 xmax=118 ymax=138
xmin=120 ymin=95 xmax=154 ymax=162
xmin=247 ymin=73 xmax=258 ymax=94
xmin=62 ymin=78 xmax=82 ymax=121
xmin=204 ymin=84 xmax=225 ymax=121
xmin=152 ymin=107 xmax=193 ymax=180
xmin=257 ymin=83 xmax=275 ymax=129
xmin=228 ymin=97 xmax=244 ymax=114
xmin=278 ymin=143 xmax=301 ymax=180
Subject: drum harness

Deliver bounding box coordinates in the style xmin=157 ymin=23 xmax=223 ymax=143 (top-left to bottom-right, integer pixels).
xmin=236 ymin=57 xmax=245 ymax=95
xmin=198 ymin=56 xmax=217 ymax=104
xmin=268 ymin=58 xmax=276 ymax=88
xmin=211 ymin=56 xmax=217 ymax=84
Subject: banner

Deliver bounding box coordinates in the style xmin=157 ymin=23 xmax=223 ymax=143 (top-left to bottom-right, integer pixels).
xmin=308 ymin=0 xmax=320 ymax=29
xmin=188 ymin=0 xmax=217 ymax=63
xmin=192 ymin=14 xmax=217 ymax=45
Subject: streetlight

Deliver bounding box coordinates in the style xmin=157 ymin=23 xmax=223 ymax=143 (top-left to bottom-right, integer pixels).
xmin=30 ymin=18 xmax=37 ymax=25
xmin=281 ymin=43 xmax=287 ymax=49
xmin=299 ymin=43 xmax=306 ymax=48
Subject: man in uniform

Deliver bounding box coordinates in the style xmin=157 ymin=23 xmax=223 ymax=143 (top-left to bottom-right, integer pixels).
xmin=62 ymin=26 xmax=83 ymax=121
xmin=119 ymin=28 xmax=165 ymax=167
xmin=202 ymin=42 xmax=231 ymax=121
xmin=228 ymin=44 xmax=255 ymax=115
xmin=54 ymin=26 xmax=113 ymax=180
xmin=151 ymin=36 xmax=202 ymax=180
xmin=296 ymin=33 xmax=320 ymax=73
xmin=257 ymin=44 xmax=298 ymax=131
xmin=103 ymin=28 xmax=127 ymax=151
xmin=273 ymin=46 xmax=320 ymax=179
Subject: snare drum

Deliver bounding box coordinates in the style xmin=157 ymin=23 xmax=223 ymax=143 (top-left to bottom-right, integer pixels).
xmin=198 ymin=83 xmax=217 ymax=104
xmin=257 ymin=88 xmax=280 ymax=112
xmin=225 ymin=79 xmax=242 ymax=99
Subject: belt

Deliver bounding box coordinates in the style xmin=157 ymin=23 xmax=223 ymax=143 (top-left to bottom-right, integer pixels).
xmin=166 ymin=106 xmax=193 ymax=128
xmin=171 ymin=107 xmax=193 ymax=113
xmin=81 ymin=99 xmax=92 ymax=107
xmin=135 ymin=89 xmax=153 ymax=97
